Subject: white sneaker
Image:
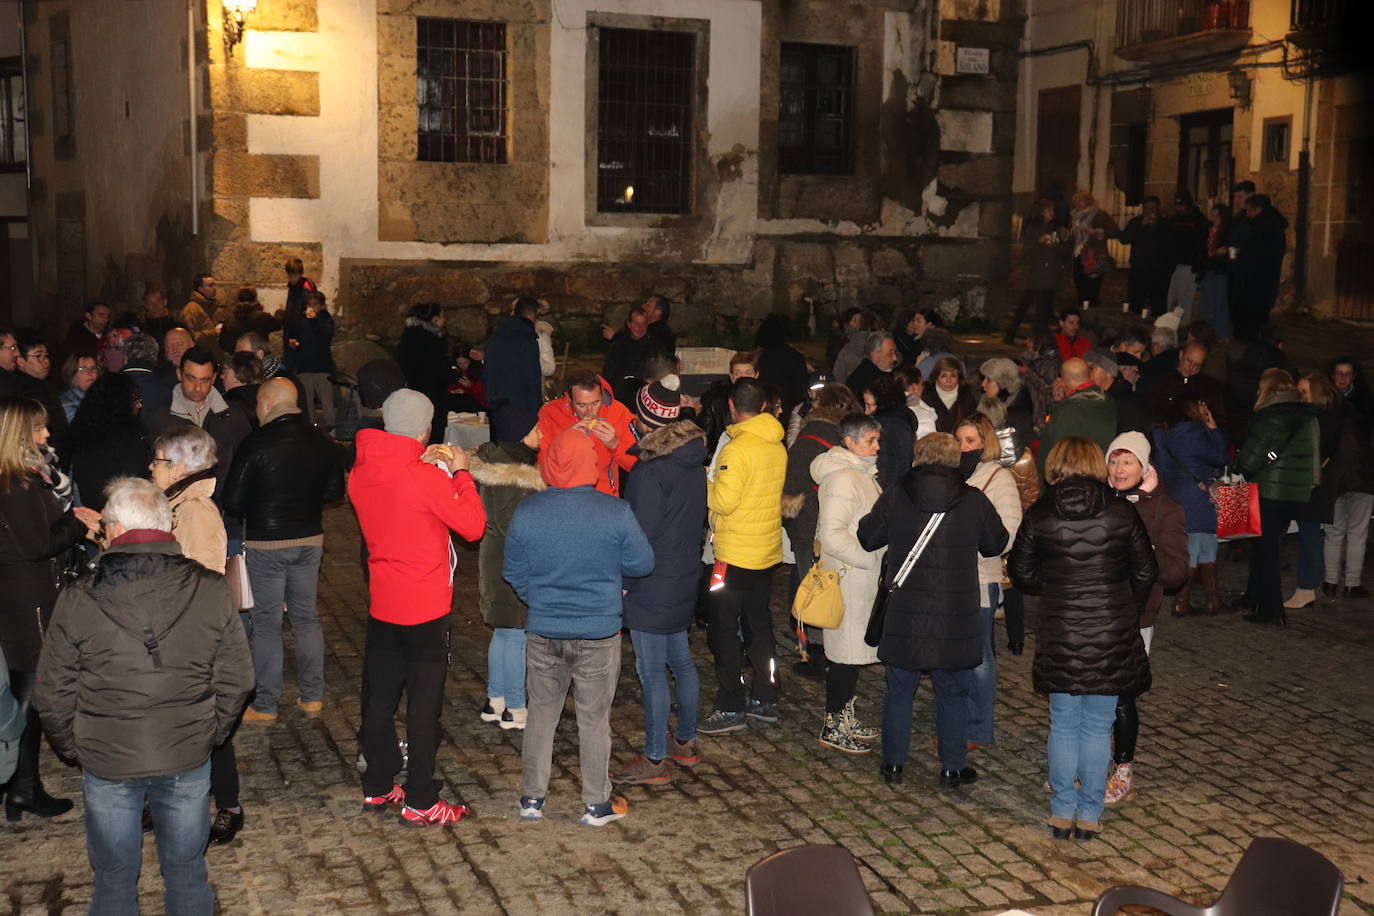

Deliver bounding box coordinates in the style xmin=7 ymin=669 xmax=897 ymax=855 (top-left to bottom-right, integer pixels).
xmin=500 ymin=707 xmax=527 ymax=730
xmin=480 ymin=697 xmax=505 ymax=723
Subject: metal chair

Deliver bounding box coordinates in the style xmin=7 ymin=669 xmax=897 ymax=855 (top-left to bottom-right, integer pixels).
xmin=745 ymin=844 xmax=876 ymax=916
xmin=1092 ymin=836 xmax=1344 ymax=916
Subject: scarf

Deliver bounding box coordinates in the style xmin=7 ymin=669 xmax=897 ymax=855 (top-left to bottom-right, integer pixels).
xmin=1071 ymin=205 xmax=1100 ymax=257
xmin=261 ymin=353 xmax=282 ymax=379
xmin=40 ymin=446 xmax=73 ymax=510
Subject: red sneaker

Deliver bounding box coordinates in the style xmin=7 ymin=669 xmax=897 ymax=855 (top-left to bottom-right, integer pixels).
xmin=362 ymin=784 xmax=405 ymax=813
xmin=400 ymin=799 xmax=471 ymax=827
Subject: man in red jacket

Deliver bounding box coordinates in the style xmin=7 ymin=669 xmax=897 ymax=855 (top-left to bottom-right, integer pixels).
xmin=536 ymin=370 xmax=637 ymax=497
xmin=348 ymin=389 xmax=486 ymax=826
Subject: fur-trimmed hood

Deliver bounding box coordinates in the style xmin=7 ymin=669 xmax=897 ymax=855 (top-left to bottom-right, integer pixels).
xmin=468 ymin=442 xmax=546 ymax=491
xmin=634 ymin=420 xmax=707 ymax=463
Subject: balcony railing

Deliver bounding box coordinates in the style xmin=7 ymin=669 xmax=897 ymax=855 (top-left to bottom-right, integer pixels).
xmin=1116 ymin=0 xmax=1251 ymax=61
xmin=1291 ymin=0 xmax=1351 ymax=31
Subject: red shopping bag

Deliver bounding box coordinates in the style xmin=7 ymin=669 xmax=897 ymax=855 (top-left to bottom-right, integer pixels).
xmin=1214 ymin=481 xmax=1261 ymax=538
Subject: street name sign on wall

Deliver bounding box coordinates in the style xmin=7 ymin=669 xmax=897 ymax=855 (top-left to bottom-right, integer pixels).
xmin=956 ymin=47 xmax=990 ymax=75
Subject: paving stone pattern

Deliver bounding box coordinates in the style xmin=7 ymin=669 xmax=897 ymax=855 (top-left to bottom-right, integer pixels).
xmin=3 ymin=507 xmax=1372 ymax=915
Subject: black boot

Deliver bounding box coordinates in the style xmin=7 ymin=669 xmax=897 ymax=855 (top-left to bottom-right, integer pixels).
xmin=5 ymin=781 xmax=74 ymax=821
xmin=791 ymin=644 xmax=828 ymax=681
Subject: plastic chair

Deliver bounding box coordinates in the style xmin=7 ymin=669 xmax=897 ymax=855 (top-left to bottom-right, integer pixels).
xmin=745 ymin=844 xmax=875 ymax=916
xmin=1092 ymin=836 xmax=1344 ymax=916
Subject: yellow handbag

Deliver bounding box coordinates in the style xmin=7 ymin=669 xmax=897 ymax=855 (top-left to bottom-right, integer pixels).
xmin=791 ymin=559 xmax=846 ymax=629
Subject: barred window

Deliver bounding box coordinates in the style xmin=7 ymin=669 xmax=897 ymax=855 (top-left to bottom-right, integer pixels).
xmin=778 ymin=43 xmax=856 ymax=176
xmin=417 ymin=19 xmax=508 ymax=164
xmin=596 ymin=27 xmax=695 ymax=214
xmin=0 ymin=64 xmax=24 ymax=170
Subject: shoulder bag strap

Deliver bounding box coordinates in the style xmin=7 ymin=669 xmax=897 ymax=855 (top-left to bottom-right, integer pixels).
xmin=891 ymin=512 xmax=946 ymax=589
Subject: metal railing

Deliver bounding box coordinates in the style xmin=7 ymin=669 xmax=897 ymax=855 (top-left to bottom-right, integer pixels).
xmin=1116 ymin=0 xmax=1250 ymax=51
xmin=1290 ymin=0 xmax=1350 ymax=30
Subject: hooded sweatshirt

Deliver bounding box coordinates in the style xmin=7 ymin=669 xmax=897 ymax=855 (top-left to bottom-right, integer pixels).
xmin=348 ymin=429 xmax=486 ymax=625
xmin=505 ymin=429 xmax=654 ymax=639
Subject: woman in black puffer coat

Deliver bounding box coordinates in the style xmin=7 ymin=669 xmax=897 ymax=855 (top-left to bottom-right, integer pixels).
xmin=857 ymin=433 xmax=1007 ymax=788
xmin=1008 ymin=436 xmax=1157 ymax=841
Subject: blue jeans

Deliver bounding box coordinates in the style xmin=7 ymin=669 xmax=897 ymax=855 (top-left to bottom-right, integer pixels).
xmin=1186 ymin=532 xmax=1218 ymax=566
xmin=965 ymin=584 xmax=999 ymax=745
xmin=486 ymin=627 xmax=527 ymax=709
xmin=1048 ymin=693 xmax=1117 ymax=824
xmin=246 ymin=545 xmax=324 ymax=713
xmin=630 ymin=629 xmax=699 ymax=760
xmin=1198 ymin=271 xmax=1232 ymax=339
xmin=882 ymin=666 xmax=973 ymax=772
xmin=84 ymin=760 xmax=213 ymax=916
xmin=1296 ymin=519 xmax=1323 ymax=590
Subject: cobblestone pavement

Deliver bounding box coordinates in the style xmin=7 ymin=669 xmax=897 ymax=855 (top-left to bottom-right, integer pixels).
xmin=3 ymin=506 xmax=1373 ymax=915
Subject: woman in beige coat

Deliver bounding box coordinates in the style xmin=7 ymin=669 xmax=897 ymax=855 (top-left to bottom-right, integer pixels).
xmin=955 ymin=413 xmax=1022 ymax=750
xmin=811 ymin=413 xmax=886 ymax=755
xmin=151 ymin=426 xmax=226 ymax=572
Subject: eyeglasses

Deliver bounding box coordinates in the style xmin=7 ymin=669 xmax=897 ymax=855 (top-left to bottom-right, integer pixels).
xmin=22 ymin=351 xmax=50 ymax=361
xmin=76 ymin=366 xmax=99 ymax=374
xmin=150 ymin=457 xmax=175 ymax=467
xmin=0 ymin=344 xmax=16 ymax=352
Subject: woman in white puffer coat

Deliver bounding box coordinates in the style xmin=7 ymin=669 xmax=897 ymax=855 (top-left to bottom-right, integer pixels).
xmin=810 ymin=413 xmax=887 ymax=755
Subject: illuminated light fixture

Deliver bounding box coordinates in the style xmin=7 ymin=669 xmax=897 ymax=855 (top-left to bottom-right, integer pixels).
xmin=624 ymin=185 xmax=635 ymax=204
xmin=223 ymin=0 xmax=257 ymax=57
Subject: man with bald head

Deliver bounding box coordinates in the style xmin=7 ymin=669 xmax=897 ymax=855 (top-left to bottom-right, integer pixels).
xmin=223 ymin=376 xmax=344 ymax=723
xmin=156 ymin=327 xmax=196 ymax=389
xmin=1148 ymin=339 xmax=1227 ymax=430
xmin=1036 ymin=356 xmax=1119 ymax=481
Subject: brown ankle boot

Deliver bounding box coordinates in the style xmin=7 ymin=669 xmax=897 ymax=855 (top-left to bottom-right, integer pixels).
xmin=1171 ymin=567 xmax=1199 ymax=616
xmin=1199 ymin=563 xmax=1233 ymax=615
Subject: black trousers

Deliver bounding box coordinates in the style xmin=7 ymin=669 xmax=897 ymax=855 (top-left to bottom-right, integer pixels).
xmin=209 ymin=738 xmax=239 ymax=810
xmin=707 ymin=565 xmax=777 ymax=712
xmin=1005 ymin=288 xmax=1057 ymax=340
xmin=1074 ymin=259 xmax=1105 ymax=308
xmin=359 ymin=614 xmax=452 ymax=810
xmin=1002 ymin=587 xmax=1025 ymax=648
xmin=825 ymin=663 xmax=860 ymax=714
xmin=1127 ymin=269 xmax=1168 ymax=315
xmin=1113 ymin=694 xmax=1138 ymax=764
xmin=1247 ymin=498 xmax=1303 ymax=621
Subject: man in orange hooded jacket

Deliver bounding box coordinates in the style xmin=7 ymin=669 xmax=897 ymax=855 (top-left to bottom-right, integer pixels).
xmin=536 ymin=371 xmax=637 ymax=497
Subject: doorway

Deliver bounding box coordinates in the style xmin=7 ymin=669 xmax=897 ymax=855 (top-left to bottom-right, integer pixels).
xmin=1036 ymin=86 xmax=1081 ymax=205
xmin=1177 ymin=108 xmax=1234 ymax=205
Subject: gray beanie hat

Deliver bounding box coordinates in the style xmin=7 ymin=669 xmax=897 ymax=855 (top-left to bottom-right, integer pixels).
xmin=382 ymin=389 xmax=434 ymax=439
xmin=979 ymin=357 xmax=1020 ymax=395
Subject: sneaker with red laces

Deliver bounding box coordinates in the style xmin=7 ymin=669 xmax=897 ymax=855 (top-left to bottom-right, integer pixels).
xmin=362 ymin=784 xmax=405 ymax=813
xmin=400 ymin=799 xmax=471 ymax=827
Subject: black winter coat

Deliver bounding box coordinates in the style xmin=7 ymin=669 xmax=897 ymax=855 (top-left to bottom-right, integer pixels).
xmin=222 ymin=413 xmax=344 ymax=541
xmin=397 ymin=320 xmax=456 ymax=445
xmin=143 ymin=400 xmax=253 ymax=505
xmin=482 ymin=315 xmax=542 ymax=444
xmin=922 ymin=384 xmax=978 ymax=434
xmin=857 ymin=465 xmax=1007 ymax=672
xmin=696 ymin=378 xmax=733 ymax=458
xmin=756 ymin=343 xmax=809 ymax=423
xmin=69 ymin=424 xmax=152 ymax=512
xmin=0 ymin=474 xmax=86 ymax=670
xmin=1008 ymin=477 xmax=1157 ymax=697
xmin=470 ymin=441 xmax=544 ymax=629
xmin=872 ymin=405 xmax=915 ymax=489
xmin=622 ymin=422 xmax=707 ymax=634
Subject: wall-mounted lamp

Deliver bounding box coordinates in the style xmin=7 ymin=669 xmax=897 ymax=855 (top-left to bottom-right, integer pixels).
xmin=223 ymin=0 xmax=257 ymax=57
xmin=1226 ymin=70 xmax=1251 ymax=108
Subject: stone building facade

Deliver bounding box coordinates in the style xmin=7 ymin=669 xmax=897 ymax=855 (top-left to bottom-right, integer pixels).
xmin=1013 ymin=0 xmax=1371 ymax=318
xmin=17 ymin=0 xmax=1025 ymax=343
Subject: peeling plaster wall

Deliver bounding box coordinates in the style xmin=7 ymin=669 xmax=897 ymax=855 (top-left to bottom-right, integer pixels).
xmin=150 ymin=0 xmax=1019 ymax=338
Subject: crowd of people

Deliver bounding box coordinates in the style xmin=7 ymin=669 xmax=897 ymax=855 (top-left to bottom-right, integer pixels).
xmin=0 ymin=254 xmax=1370 ymax=910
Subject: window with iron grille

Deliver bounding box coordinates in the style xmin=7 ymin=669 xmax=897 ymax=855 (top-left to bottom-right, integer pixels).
xmin=778 ymin=43 xmax=855 ymax=176
xmin=1262 ymin=117 xmax=1291 ymax=166
xmin=0 ymin=63 xmax=24 ymax=171
xmin=596 ymin=27 xmax=695 ymax=214
xmin=416 ymin=18 xmax=508 ymax=164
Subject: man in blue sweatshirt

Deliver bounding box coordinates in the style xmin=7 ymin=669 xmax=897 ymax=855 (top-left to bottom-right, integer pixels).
xmin=504 ymin=427 xmax=654 ymax=826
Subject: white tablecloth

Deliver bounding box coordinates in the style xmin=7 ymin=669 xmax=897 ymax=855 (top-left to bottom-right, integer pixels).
xmin=445 ymin=417 xmax=490 ymax=450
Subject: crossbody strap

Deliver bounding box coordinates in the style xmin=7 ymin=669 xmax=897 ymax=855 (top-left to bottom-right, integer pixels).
xmin=892 ymin=512 xmax=946 ymax=589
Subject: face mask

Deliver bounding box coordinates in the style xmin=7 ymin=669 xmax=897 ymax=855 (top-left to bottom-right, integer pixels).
xmin=959 ymin=450 xmax=981 ymax=479
xmin=856 ymin=453 xmax=878 ymax=466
